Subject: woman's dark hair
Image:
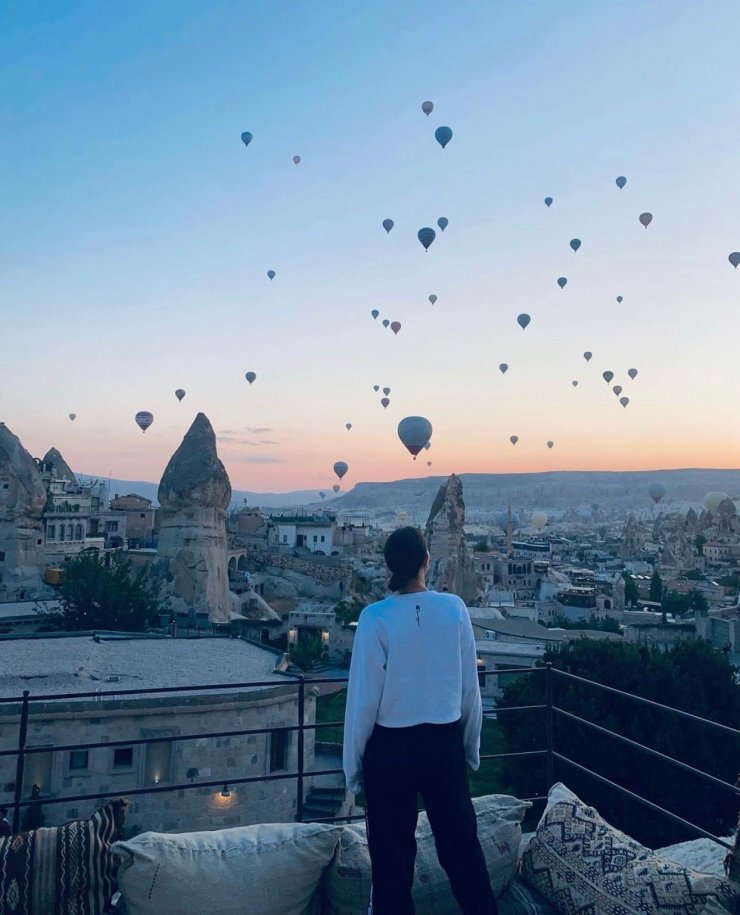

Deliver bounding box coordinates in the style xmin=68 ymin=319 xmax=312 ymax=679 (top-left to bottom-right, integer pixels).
xmin=384 ymin=526 xmax=428 ymax=592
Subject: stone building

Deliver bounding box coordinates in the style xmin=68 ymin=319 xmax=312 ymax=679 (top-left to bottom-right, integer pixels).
xmin=0 ymin=634 xmax=319 ymax=834
xmin=109 ymin=494 xmax=157 ymax=547
xmin=155 ymin=413 xmax=232 ymax=624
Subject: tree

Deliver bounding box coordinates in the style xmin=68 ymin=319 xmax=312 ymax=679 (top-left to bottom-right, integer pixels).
xmin=44 ymin=550 xmax=161 ymax=632
xmin=649 ymin=568 xmax=663 ymax=602
xmin=289 ymin=633 xmax=325 ymax=672
xmin=684 ymin=568 xmax=705 ymax=581
xmin=473 ymin=538 xmax=489 ymax=553
xmin=334 ymin=599 xmax=364 ymax=627
xmin=496 ymin=640 xmax=740 ymax=848
xmin=695 ymin=534 xmax=706 ymax=556
xmin=622 ymin=572 xmax=639 ymax=607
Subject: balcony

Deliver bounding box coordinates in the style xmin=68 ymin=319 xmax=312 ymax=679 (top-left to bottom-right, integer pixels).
xmin=0 ymin=666 xmax=737 ymax=914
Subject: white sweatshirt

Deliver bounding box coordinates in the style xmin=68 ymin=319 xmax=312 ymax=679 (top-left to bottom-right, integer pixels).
xmin=342 ymin=589 xmax=483 ymax=794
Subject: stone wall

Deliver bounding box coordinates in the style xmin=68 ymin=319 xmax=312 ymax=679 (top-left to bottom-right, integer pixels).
xmin=0 ymin=686 xmax=320 ymax=835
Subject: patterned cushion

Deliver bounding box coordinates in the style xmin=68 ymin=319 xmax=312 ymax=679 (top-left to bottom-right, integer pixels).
xmin=0 ymin=799 xmax=127 ymax=915
xmin=521 ymin=787 xmax=740 ymax=915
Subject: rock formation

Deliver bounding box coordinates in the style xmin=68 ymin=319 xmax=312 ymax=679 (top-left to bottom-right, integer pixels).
xmin=0 ymin=422 xmax=49 ymax=601
xmin=40 ymin=447 xmax=76 ymax=483
xmin=424 ymin=474 xmax=481 ymax=604
xmin=156 ymin=414 xmax=232 ymax=623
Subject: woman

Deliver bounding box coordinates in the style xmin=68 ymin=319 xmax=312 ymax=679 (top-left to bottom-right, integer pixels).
xmin=343 ymin=526 xmax=497 ymax=915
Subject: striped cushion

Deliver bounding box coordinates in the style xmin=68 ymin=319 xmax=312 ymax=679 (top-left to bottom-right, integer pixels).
xmin=0 ymin=799 xmax=127 ymax=915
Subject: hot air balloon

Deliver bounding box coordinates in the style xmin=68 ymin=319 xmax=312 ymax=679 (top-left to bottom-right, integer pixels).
xmin=418 ymin=227 xmax=436 ymax=251
xmin=572 ymin=380 xmax=578 ymax=387
xmin=616 ymin=296 xmax=623 ymax=303
xmin=422 ymin=101 xmax=434 ymax=116
xmin=382 ymin=319 xmax=390 ymax=328
xmin=639 ymin=212 xmax=653 ymax=228
xmin=333 ymin=461 xmax=348 ymax=480
xmin=437 ymin=217 xmax=448 ymax=232
xmin=434 ymin=126 xmax=453 ymax=148
xmin=371 ymin=309 xmax=379 ymax=319
xmin=267 ymin=270 xmax=276 ymax=280
xmin=398 ymin=511 xmax=408 ymax=523
xmin=333 ymin=484 xmax=340 ymax=494
xmin=627 ymin=368 xmax=638 ymax=380
xmin=583 ymin=352 xmax=593 ymax=362
xmin=390 ymin=321 xmax=401 ymax=335
xmin=570 ymin=239 xmax=581 ymax=253
xmin=398 ymin=416 xmax=433 ymax=457
xmin=546 ymin=441 xmax=554 ymax=449
xmin=424 ymin=441 xmax=431 ymax=451
xmin=603 ymin=371 xmax=614 ymax=383
xmin=499 ymin=363 xmax=508 ymax=374
xmin=383 ymin=387 xmax=391 ymax=396
xmin=381 ymin=397 xmax=390 ymax=409
xmin=729 ymin=252 xmax=740 ymax=269
xmin=382 ymin=219 xmax=394 ymax=234
xmin=613 ymin=385 xmax=623 ymax=396
xmin=373 ymin=385 xmax=380 ymax=392
xmin=345 ymin=423 xmax=352 ymax=431
xmin=517 ymin=314 xmax=531 ymax=330
xmin=319 ymin=492 xmax=326 ymax=500
xmin=429 ymin=294 xmax=437 ymax=304
xmin=619 ymin=397 xmax=630 ymax=408
xmin=557 ymin=277 xmax=568 ymax=289
xmin=292 ymin=155 xmax=301 ymax=165
xmin=648 ymin=482 xmax=666 ymax=504
xmin=544 ymin=197 xmax=553 ymax=207
xmin=616 ymin=176 xmax=627 ymax=189
xmin=240 ymin=131 xmax=253 ymax=147
xmin=704 ymin=492 xmax=728 ymax=512
xmin=175 ymin=389 xmax=186 ymax=402
xmin=510 ymin=435 xmax=519 ymax=446
xmin=245 ymin=371 xmax=257 ymax=385
xmin=531 ymin=511 xmax=548 ymax=530
xmin=135 ymin=411 xmax=154 ymax=433
xmin=427 ymin=461 xmax=432 ymax=467
xmin=68 ymin=413 xmax=76 ymax=421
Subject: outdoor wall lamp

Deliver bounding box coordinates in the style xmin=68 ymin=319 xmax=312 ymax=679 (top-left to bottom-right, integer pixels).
xmin=221 ymin=783 xmax=231 ymax=799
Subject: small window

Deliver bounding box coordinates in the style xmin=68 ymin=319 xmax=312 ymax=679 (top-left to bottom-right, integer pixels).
xmin=320 ymin=535 xmax=325 ymax=542
xmin=282 ymin=535 xmax=288 ymax=543
xmin=0 ymin=551 xmax=5 ymax=562
xmin=269 ymin=729 xmax=289 ymax=772
xmin=69 ymin=750 xmax=89 ymax=770
xmin=113 ymin=747 xmax=134 ymax=769
xmin=313 ymin=535 xmax=317 ymax=543
xmin=140 ymin=513 xmax=146 ymax=518
xmin=47 ymin=525 xmax=56 ymax=540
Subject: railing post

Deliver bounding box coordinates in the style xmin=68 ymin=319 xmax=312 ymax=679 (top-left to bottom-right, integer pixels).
xmin=13 ymin=690 xmax=30 ymax=834
xmin=296 ymin=675 xmax=305 ymax=822
xmin=544 ymin=664 xmax=554 ymax=792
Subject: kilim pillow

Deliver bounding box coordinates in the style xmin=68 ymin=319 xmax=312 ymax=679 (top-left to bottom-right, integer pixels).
xmin=0 ymin=798 xmax=127 ymax=915
xmin=521 ymin=784 xmax=740 ymax=915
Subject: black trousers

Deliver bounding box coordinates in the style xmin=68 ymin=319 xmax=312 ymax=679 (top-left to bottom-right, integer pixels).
xmin=362 ymin=719 xmax=498 ymax=915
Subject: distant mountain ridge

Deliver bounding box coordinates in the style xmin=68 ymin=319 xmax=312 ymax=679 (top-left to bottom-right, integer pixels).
xmin=74 ymin=468 xmax=740 ymax=515
xmin=75 ymin=473 xmax=339 ymax=509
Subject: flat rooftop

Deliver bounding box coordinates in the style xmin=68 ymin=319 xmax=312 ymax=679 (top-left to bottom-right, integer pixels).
xmin=0 ymin=599 xmax=61 ymax=620
xmin=0 ymin=634 xmax=289 ymax=700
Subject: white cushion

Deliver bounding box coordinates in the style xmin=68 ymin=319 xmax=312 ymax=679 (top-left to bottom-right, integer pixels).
xmin=324 ymin=794 xmax=530 ymax=915
xmin=112 ymin=822 xmax=342 ymax=915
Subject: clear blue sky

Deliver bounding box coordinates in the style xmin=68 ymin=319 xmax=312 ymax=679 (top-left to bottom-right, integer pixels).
xmin=1 ymin=1 xmax=739 ymax=491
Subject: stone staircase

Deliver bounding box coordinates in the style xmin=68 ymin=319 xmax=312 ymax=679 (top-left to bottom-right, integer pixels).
xmin=301 ymin=785 xmax=347 ymax=822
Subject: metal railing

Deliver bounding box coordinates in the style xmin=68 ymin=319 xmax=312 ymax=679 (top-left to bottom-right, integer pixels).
xmin=1 ymin=665 xmax=738 ymax=850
